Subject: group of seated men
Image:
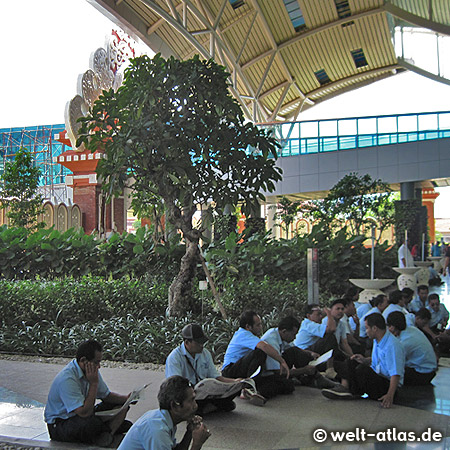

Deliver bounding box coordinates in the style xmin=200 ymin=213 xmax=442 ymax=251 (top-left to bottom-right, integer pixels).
xmin=43 ymin=285 xmax=447 ymax=449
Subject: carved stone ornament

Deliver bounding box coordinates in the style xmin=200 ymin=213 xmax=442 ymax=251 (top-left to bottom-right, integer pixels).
xmin=81 ymin=70 xmax=102 ymax=109
xmin=64 ymin=29 xmax=137 ymax=150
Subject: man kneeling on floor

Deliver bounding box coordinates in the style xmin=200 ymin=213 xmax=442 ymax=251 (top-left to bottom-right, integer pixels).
xmin=321 ymin=313 xmax=405 ymax=408
xmin=118 ymin=376 xmax=210 ymax=450
xmin=44 ymin=339 xmax=132 ymax=446
xmin=165 ymin=324 xmax=242 ymax=415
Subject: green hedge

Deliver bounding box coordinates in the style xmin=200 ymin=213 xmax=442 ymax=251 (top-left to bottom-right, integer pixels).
xmin=0 ymin=277 xmax=308 ymax=364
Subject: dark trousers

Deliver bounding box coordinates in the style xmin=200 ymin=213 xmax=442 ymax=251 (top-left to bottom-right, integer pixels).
xmin=308 ymin=333 xmax=339 ymax=356
xmin=222 ymin=348 xmax=295 ymax=399
xmin=337 ymin=358 xmax=393 ymax=401
xmin=404 ymin=367 xmax=436 ymax=386
xmin=47 ymin=401 xmax=120 ymax=443
xmin=47 ymin=415 xmax=109 ymax=443
xmin=283 ymin=346 xmax=313 ymax=368
xmin=222 ymin=348 xmax=267 ymax=379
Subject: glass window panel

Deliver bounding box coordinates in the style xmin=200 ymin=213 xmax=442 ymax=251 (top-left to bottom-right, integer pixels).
xmin=357 ymin=118 xmax=376 ymax=134
xmin=418 ymin=114 xmax=438 ymax=131
xmin=398 ymin=115 xmax=417 ymax=132
xmin=338 ymin=119 xmax=357 ymax=136
xmin=300 ymin=121 xmax=318 ymax=138
xmin=319 ymin=120 xmax=337 ymax=137
xmin=377 ymin=116 xmax=397 ymax=133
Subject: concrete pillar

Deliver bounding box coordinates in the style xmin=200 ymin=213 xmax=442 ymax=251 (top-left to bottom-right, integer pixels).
xmin=400 ymin=182 xmax=415 ymax=200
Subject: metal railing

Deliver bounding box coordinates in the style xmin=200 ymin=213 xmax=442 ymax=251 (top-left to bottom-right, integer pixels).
xmin=258 ymin=111 xmax=450 ymax=157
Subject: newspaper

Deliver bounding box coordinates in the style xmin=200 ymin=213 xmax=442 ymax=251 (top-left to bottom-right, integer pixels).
xmin=194 ymin=378 xmax=257 ymax=401
xmin=309 ymin=349 xmax=333 ymax=367
xmin=95 ymin=383 xmax=150 ymax=418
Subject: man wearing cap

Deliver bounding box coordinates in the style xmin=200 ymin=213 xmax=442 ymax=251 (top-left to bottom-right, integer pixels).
xmin=165 ymin=324 xmax=241 ymax=415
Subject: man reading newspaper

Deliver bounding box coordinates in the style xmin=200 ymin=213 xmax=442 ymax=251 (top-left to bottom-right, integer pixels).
xmin=165 ymin=324 xmax=246 ymax=415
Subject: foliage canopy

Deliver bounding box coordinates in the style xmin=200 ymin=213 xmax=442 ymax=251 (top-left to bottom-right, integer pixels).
xmin=78 ymin=54 xmax=282 ymax=314
xmin=0 ymin=147 xmax=44 ymax=231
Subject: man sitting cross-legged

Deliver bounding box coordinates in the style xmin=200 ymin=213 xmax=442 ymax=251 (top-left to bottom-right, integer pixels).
xmin=44 ymin=339 xmax=132 ymax=447
xmin=261 ymin=316 xmax=338 ymax=390
xmin=165 ymin=324 xmax=241 ymax=415
xmin=118 ymin=376 xmax=210 ymax=450
xmin=386 ymin=311 xmax=437 ymax=385
xmin=222 ymin=310 xmax=290 ymax=403
xmin=321 ymin=313 xmax=405 ymax=409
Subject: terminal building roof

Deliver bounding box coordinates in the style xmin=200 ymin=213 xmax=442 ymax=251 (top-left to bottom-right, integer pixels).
xmin=90 ymin=0 xmax=450 ymax=123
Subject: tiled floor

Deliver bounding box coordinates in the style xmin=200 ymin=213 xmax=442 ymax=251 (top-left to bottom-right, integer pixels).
xmin=0 ymin=274 xmax=449 ymax=449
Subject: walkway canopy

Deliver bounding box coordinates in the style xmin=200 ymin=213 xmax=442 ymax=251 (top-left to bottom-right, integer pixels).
xmin=90 ymin=0 xmax=450 ymax=122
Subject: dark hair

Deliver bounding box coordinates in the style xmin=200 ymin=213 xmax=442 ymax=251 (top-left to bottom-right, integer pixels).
xmin=278 ymin=316 xmax=300 ymax=331
xmin=330 ymin=299 xmax=344 ymax=309
xmin=305 ymin=304 xmax=320 ymax=316
xmin=372 ymin=294 xmax=387 ymax=308
xmin=76 ymin=340 xmax=102 ymax=362
xmin=388 ymin=290 xmax=403 ymax=305
xmin=428 ymin=293 xmax=439 ymax=302
xmin=240 ymin=310 xmax=258 ymax=329
xmin=339 ymin=297 xmax=353 ymax=308
xmin=365 ymin=313 xmax=386 ymax=330
xmin=158 ymin=376 xmax=192 ymax=410
xmin=416 ymin=307 xmax=432 ymax=320
xmin=402 ymin=287 xmax=414 ymax=297
xmin=386 ymin=311 xmax=406 ymax=331
xmin=417 ymin=285 xmax=429 ymax=293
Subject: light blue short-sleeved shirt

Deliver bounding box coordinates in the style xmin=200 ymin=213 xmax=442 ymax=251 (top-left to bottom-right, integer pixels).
xmin=399 ymin=326 xmax=437 ymax=373
xmin=44 ymin=359 xmax=110 ymax=424
xmin=357 ymin=303 xmax=372 ymax=319
xmin=118 ymin=409 xmax=177 ymax=450
xmin=222 ymin=328 xmax=260 ymax=370
xmin=294 ymin=318 xmax=327 ymax=349
xmin=409 ymin=297 xmax=428 ymax=313
xmin=321 ymin=317 xmax=346 ymax=344
xmin=261 ymin=327 xmax=294 ymax=371
xmin=428 ymin=304 xmax=450 ymax=328
xmin=360 ymin=308 xmax=383 ymax=338
xmin=383 ymin=304 xmax=415 ymax=327
xmin=165 ymin=343 xmax=219 ymax=385
xmin=371 ymin=330 xmax=405 ymax=385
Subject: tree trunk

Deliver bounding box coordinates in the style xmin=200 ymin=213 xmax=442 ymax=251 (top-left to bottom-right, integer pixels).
xmin=168 ymin=234 xmax=199 ymax=316
xmin=166 ymin=203 xmax=200 ymax=317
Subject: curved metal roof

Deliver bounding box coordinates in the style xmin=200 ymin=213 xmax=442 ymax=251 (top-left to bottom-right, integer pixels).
xmin=89 ymin=0 xmax=450 ymax=122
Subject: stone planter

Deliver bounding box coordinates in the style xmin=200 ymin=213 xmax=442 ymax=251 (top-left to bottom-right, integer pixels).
xmin=393 ymin=267 xmax=420 ymax=291
xmin=414 ymin=261 xmax=432 ymax=286
xmin=349 ymin=279 xmax=395 ymax=304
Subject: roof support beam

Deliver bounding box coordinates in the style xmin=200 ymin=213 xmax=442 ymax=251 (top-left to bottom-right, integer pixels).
xmin=398 ymin=58 xmax=450 ymax=86
xmin=384 ymin=2 xmax=450 ymax=36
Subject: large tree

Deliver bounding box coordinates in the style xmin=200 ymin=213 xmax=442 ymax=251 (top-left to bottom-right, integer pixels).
xmin=0 ymin=147 xmax=44 ymax=231
xmin=304 ymin=172 xmax=395 ymax=242
xmin=78 ymin=54 xmax=282 ymax=316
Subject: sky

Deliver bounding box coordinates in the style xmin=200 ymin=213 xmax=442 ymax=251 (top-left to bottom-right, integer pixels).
xmin=1 ymin=0 xmax=449 ymax=216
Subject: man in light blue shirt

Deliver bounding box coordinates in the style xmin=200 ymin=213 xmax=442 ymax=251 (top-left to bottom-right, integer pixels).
xmin=428 ymin=294 xmax=449 ymax=332
xmin=294 ymin=304 xmax=338 ymax=354
xmin=44 ymin=340 xmax=132 ymax=446
xmin=359 ymin=294 xmax=388 ymax=339
xmin=322 ymin=313 xmax=405 ymax=409
xmin=118 ymin=376 xmax=210 ymax=450
xmin=165 ymin=324 xmax=240 ymax=415
xmin=409 ymin=285 xmax=429 ymax=313
xmin=222 ymin=310 xmax=290 ymax=401
xmin=261 ymin=316 xmax=337 ymax=389
xmin=383 ymin=290 xmax=415 ymax=327
xmin=387 ymin=311 xmax=437 ymax=385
